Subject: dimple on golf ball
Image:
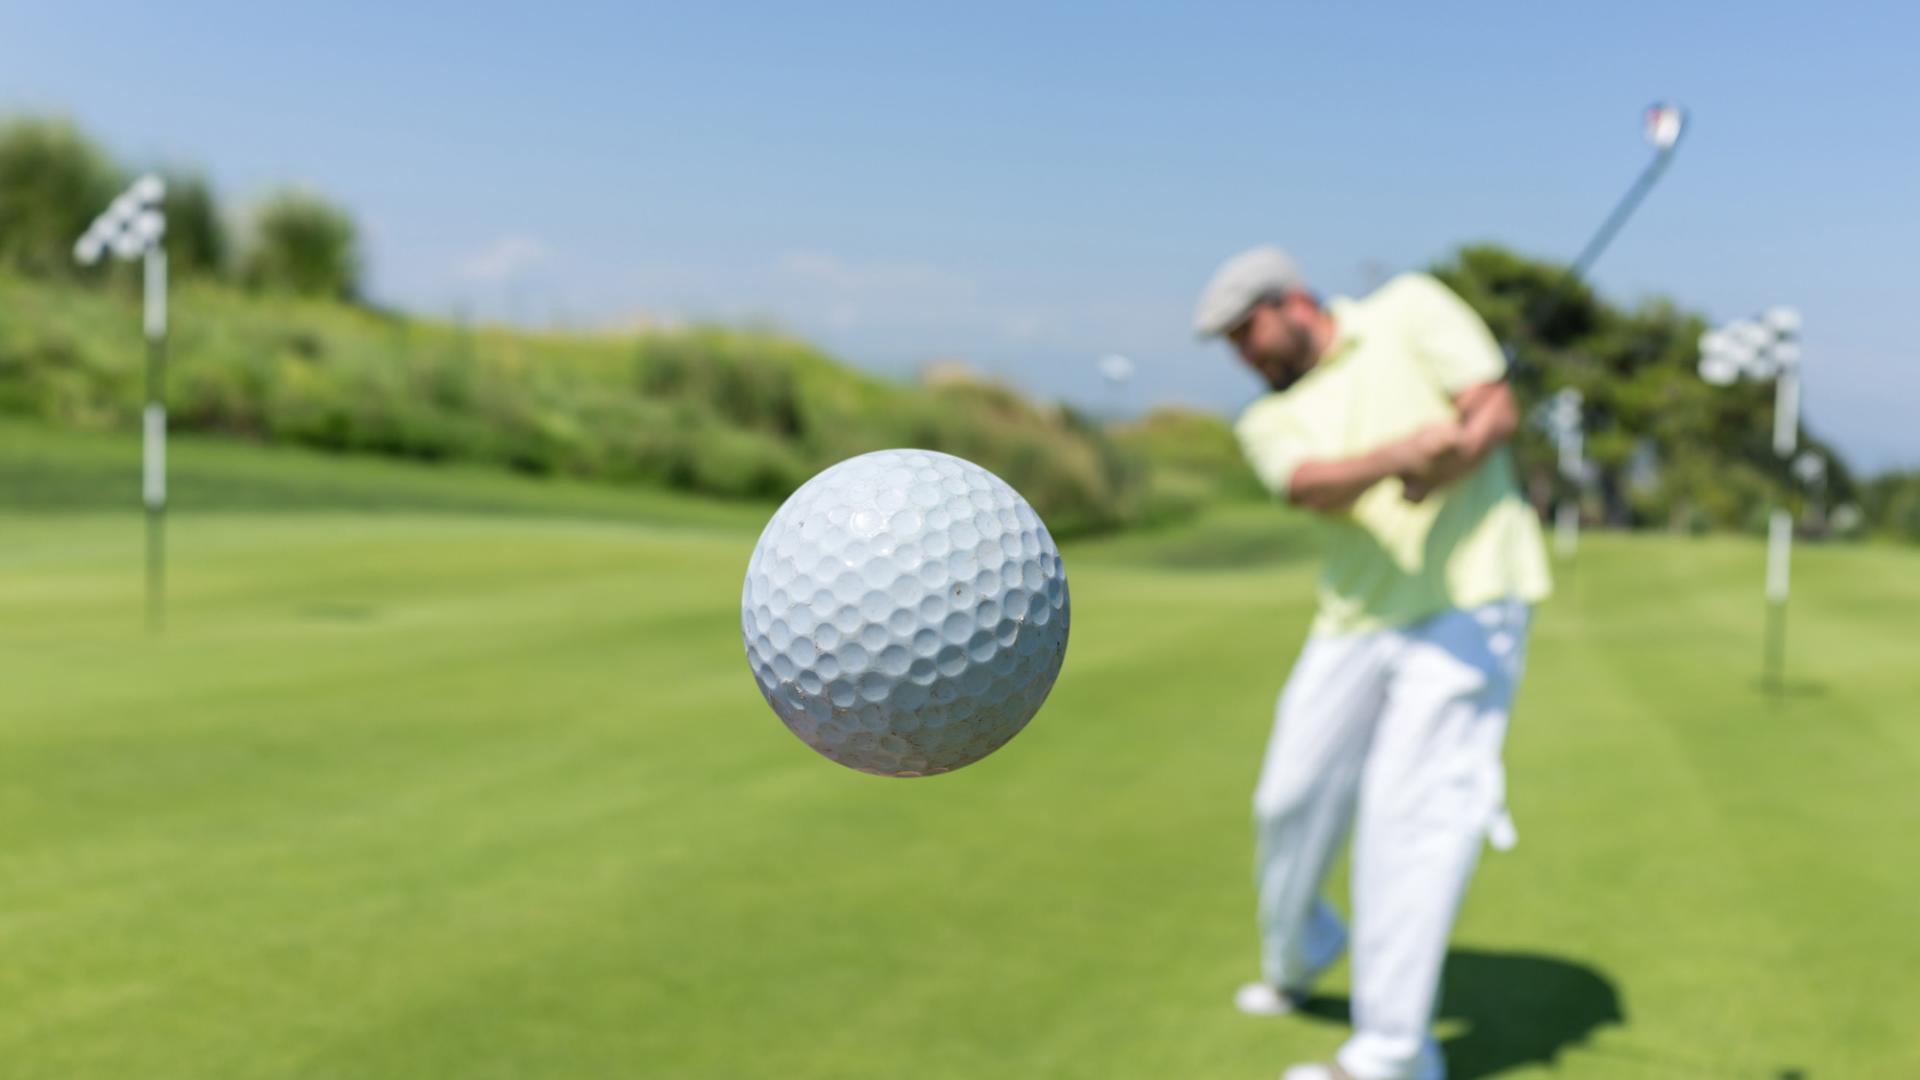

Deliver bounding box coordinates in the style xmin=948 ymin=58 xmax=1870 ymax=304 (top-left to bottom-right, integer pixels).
xmin=742 ymin=449 xmax=1070 ymax=776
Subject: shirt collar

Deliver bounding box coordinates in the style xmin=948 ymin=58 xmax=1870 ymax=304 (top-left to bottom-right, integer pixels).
xmin=1324 ymin=295 xmax=1364 ymax=361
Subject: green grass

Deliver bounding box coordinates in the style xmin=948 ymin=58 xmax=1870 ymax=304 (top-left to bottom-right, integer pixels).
xmin=0 ymin=419 xmax=770 ymax=528
xmin=4 ymin=425 xmax=1917 ymax=1078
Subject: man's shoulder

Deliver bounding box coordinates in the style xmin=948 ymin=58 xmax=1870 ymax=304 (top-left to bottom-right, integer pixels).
xmin=1363 ymin=271 xmax=1464 ymax=319
xmin=1234 ymin=356 xmax=1348 ymax=430
xmin=1234 ymin=384 xmax=1331 ymax=446
xmin=1360 ymin=272 xmax=1503 ymax=385
xmin=1234 ymin=390 xmax=1292 ymax=433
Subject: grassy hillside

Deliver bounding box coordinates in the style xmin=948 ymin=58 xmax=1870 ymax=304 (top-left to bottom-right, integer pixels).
xmin=0 ymin=274 xmax=1175 ymax=535
xmin=4 ymin=428 xmax=1917 ymax=1078
xmin=1109 ymin=405 xmax=1266 ymax=507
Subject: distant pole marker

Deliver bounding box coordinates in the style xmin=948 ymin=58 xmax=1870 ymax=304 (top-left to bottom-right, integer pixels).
xmin=76 ymin=174 xmax=170 ymax=633
xmin=1533 ymin=387 xmax=1587 ymax=559
xmin=1698 ymin=306 xmax=1804 ymax=693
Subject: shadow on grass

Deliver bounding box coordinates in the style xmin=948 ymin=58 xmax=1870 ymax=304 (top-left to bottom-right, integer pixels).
xmin=1298 ymin=949 xmax=1624 ymax=1079
xmin=1753 ymin=679 xmax=1829 ymax=700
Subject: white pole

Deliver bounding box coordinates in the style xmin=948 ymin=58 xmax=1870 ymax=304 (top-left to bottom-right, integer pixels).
xmin=143 ymin=246 xmax=169 ymax=632
xmin=144 ymin=247 xmax=168 ymax=512
xmin=1555 ymin=501 xmax=1579 ymax=559
xmin=1766 ymin=508 xmax=1792 ymax=603
xmin=143 ymin=403 xmax=166 ymax=508
xmin=1765 ymin=353 xmax=1799 ymax=692
xmin=144 ymin=246 xmax=168 ymax=341
xmin=1773 ymin=367 xmax=1798 ymax=457
xmin=1555 ymin=427 xmax=1580 ymax=558
xmin=1763 ymin=504 xmax=1792 ymax=692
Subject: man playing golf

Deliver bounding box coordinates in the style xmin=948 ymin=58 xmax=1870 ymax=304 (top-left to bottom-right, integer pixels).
xmin=1194 ymin=247 xmax=1552 ymax=1080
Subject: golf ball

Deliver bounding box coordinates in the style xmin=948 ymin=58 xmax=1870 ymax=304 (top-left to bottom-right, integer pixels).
xmin=742 ymin=449 xmax=1070 ymax=776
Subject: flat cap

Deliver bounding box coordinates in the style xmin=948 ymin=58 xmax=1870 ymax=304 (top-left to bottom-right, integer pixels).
xmin=1193 ymin=246 xmax=1304 ymax=338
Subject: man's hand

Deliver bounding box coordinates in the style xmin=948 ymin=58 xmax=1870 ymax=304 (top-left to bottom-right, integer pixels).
xmin=1288 ymin=421 xmax=1460 ymax=513
xmin=1394 ymin=421 xmax=1466 ymax=475
xmin=1400 ymin=382 xmax=1518 ymax=503
xmin=1395 ymin=422 xmax=1469 ymax=502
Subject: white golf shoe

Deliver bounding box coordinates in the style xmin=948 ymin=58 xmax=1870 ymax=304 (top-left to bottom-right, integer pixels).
xmin=1279 ymin=1044 xmax=1445 ymax=1080
xmin=1233 ymin=981 xmax=1310 ymax=1017
xmin=1235 ymin=912 xmax=1348 ymax=1017
xmin=1279 ymin=1065 xmax=1356 ymax=1080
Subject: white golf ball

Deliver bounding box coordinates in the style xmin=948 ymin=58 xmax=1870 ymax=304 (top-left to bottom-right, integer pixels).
xmin=742 ymin=449 xmax=1070 ymax=777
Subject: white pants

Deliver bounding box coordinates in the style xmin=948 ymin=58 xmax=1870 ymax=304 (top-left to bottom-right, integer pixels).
xmin=1254 ymin=599 xmax=1530 ymax=1080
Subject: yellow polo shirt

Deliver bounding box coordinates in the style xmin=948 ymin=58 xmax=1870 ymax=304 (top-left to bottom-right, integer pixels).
xmin=1234 ymin=272 xmax=1551 ymax=635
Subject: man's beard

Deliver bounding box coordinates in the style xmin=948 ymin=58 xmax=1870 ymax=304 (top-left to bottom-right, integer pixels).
xmin=1262 ymin=364 xmax=1302 ymax=393
xmin=1259 ymin=328 xmax=1314 ymax=392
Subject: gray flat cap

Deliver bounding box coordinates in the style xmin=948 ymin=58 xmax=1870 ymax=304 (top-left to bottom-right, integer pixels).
xmin=1192 ymin=246 xmax=1304 ymax=338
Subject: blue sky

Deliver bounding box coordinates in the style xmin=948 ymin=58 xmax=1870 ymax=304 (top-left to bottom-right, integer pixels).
xmin=4 ymin=1 xmax=1915 ymax=470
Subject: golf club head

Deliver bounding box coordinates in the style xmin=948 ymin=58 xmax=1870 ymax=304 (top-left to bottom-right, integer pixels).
xmin=1644 ymin=103 xmax=1686 ymax=151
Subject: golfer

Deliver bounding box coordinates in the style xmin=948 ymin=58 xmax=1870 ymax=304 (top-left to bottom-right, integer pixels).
xmin=1194 ymin=247 xmax=1552 ymax=1080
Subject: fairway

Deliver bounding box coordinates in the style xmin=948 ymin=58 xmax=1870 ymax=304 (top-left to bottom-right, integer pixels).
xmin=4 ymin=447 xmax=1917 ymax=1078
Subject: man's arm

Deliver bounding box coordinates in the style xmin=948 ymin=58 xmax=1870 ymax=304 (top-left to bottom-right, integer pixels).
xmin=1288 ymin=422 xmax=1463 ymax=514
xmin=1399 ymin=380 xmax=1518 ymax=502
xmin=1288 ymin=380 xmax=1517 ymax=512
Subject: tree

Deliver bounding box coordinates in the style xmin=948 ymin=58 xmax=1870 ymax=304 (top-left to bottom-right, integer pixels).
xmin=241 ymin=190 xmax=361 ymax=300
xmin=1430 ymin=244 xmax=1854 ymax=533
xmin=161 ymin=172 xmax=229 ymax=278
xmin=0 ymin=116 xmax=122 ymax=279
xmin=1863 ymin=471 xmax=1920 ymax=542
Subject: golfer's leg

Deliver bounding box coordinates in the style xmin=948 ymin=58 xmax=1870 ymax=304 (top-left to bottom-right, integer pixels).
xmin=1253 ymin=630 xmax=1389 ymax=989
xmin=1340 ymin=602 xmax=1529 ymax=1080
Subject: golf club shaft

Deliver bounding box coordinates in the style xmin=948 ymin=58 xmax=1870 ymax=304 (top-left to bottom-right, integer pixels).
xmin=1567 ymin=146 xmax=1678 ymax=286
xmin=1529 ymin=145 xmax=1679 ymax=334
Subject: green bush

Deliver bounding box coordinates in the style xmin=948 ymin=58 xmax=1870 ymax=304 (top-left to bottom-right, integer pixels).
xmin=162 ymin=172 xmax=229 ymax=278
xmin=1864 ymin=471 xmax=1920 ymax=542
xmin=1110 ymin=406 xmax=1266 ymax=522
xmin=0 ymin=274 xmax=1156 ymax=536
xmin=241 ymin=190 xmax=361 ymax=300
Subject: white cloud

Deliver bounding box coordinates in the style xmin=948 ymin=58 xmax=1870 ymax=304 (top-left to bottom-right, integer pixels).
xmin=999 ymin=312 xmax=1045 ymax=342
xmin=825 ymin=303 xmax=860 ymax=330
xmin=773 ymin=250 xmax=856 ymax=288
xmin=759 ymin=251 xmax=972 ymax=335
xmin=773 ymin=250 xmax=972 ymax=304
xmin=458 ymin=234 xmax=548 ymax=284
xmin=599 ymin=250 xmax=1203 ymax=406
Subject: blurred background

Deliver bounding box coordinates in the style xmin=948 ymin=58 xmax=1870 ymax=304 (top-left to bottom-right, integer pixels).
xmin=3 ymin=4 xmax=1915 ymax=1078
